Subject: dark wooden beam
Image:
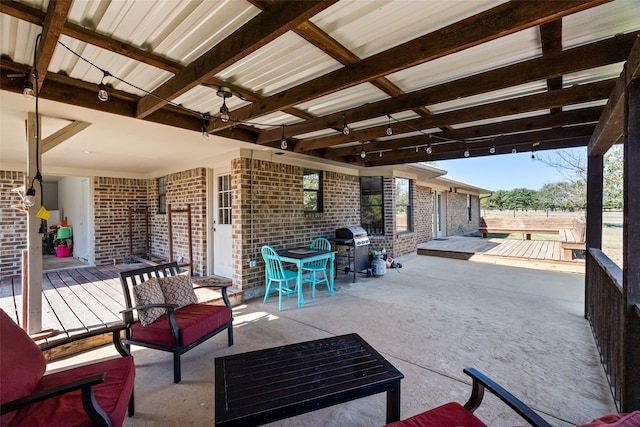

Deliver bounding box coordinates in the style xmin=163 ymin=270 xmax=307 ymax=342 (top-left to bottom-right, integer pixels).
xmin=217 ymin=0 xmax=610 ymax=132
xmin=360 ymin=136 xmax=591 ymax=167
xmin=0 ymin=64 xmax=257 ymax=143
xmin=622 ymin=77 xmax=640 ymax=412
xmin=350 ymin=124 xmax=595 ymax=163
xmin=589 ymin=35 xmax=640 ymax=155
xmin=135 ymin=1 xmax=336 ymax=118
xmin=34 ymin=0 xmax=72 ymax=90
xmin=256 ymin=31 xmax=636 ymax=145
xmin=540 ymin=19 xmax=564 ymax=113
xmin=298 ymin=79 xmax=614 ymax=152
xmin=325 ymin=107 xmax=603 ymax=159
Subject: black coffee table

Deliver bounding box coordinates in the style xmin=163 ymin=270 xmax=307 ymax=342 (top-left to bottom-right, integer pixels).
xmin=214 ymin=333 xmax=404 ymax=426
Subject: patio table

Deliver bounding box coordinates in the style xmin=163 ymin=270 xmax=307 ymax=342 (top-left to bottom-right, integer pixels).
xmin=214 ymin=333 xmax=404 ymax=426
xmin=277 ymin=247 xmax=335 ymax=308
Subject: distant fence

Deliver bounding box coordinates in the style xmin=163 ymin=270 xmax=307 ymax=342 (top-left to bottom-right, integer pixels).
xmin=481 ymin=209 xmax=622 ymax=225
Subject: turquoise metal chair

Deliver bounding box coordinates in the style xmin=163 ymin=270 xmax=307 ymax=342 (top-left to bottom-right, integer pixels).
xmin=302 ymin=237 xmax=333 ymax=298
xmin=261 ymin=245 xmax=298 ymax=311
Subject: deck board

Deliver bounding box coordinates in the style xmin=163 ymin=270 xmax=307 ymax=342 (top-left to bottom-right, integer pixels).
xmin=417 ymin=236 xmax=585 ymax=273
xmin=1 ymin=263 xmax=239 ymax=347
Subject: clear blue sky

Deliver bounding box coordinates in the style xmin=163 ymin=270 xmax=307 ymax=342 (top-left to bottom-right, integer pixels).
xmin=434 ymin=147 xmax=586 ymax=192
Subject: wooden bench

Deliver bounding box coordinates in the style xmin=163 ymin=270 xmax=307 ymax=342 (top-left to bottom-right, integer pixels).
xmin=478 ymin=216 xmax=586 ymax=260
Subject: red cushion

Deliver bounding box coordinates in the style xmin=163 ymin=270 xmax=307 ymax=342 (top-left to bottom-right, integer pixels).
xmin=385 ymin=402 xmax=488 ymax=427
xmin=0 ymin=310 xmax=47 ymax=425
xmin=579 ymin=411 xmax=640 ymax=427
xmin=9 ymin=355 xmax=135 ymax=427
xmin=130 ymin=303 xmax=231 ymax=347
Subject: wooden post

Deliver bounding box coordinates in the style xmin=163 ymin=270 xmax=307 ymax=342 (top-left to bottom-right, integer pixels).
xmin=623 ymin=76 xmax=640 ymax=411
xmin=26 ymin=113 xmax=43 ymax=334
xmin=585 ymin=153 xmax=603 ymax=320
xmin=21 ymin=250 xmax=28 ymax=331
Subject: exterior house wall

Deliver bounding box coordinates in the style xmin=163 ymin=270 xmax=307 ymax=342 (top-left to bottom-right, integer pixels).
xmin=93 ymin=177 xmax=148 ymax=266
xmin=0 ymin=171 xmax=27 ymax=277
xmin=415 ymin=184 xmax=434 ymax=244
xmin=147 ymin=168 xmax=207 ymax=276
xmin=446 ymin=192 xmax=480 ymax=236
xmin=233 ymin=158 xmax=360 ymax=297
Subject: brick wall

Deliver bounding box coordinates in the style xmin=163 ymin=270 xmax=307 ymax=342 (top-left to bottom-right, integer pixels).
xmin=447 ymin=192 xmax=480 ymax=236
xmin=147 ymin=169 xmax=207 ymax=275
xmin=233 ymin=158 xmax=360 ymax=295
xmin=415 ymin=184 xmax=433 ymax=244
xmin=93 ymin=177 xmax=147 ymax=266
xmin=0 ymin=171 xmax=27 ymax=277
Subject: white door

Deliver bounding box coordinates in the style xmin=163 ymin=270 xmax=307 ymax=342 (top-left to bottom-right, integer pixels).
xmin=433 ymin=192 xmax=447 ymax=238
xmin=213 ymin=172 xmax=233 ymax=278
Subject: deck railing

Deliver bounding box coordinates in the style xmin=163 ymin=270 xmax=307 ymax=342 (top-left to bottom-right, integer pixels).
xmin=586 ymin=248 xmax=624 ymax=410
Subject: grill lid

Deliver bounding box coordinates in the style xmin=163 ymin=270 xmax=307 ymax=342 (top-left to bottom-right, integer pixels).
xmin=335 ymin=226 xmax=367 ymax=239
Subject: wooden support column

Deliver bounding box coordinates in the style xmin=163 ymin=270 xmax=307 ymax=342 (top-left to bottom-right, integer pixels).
xmin=585 ymin=153 xmax=603 ymax=319
xmin=623 ymin=77 xmax=640 ymax=411
xmin=26 ymin=112 xmax=43 ymax=334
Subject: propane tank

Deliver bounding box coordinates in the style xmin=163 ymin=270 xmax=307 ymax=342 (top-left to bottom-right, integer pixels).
xmin=371 ymin=256 xmax=386 ymax=276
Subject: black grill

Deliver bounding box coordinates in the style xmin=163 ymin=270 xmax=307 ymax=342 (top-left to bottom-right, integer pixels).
xmin=334 ymin=226 xmax=370 ymax=282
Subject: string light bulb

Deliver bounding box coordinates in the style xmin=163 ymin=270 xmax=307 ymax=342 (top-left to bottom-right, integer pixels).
xmin=464 ymin=146 xmax=470 ymax=158
xmin=24 ymin=187 xmax=36 ymax=207
xmin=98 ymin=71 xmax=110 ymax=102
xmin=426 ymin=144 xmax=432 ymax=155
xmin=511 ymin=146 xmax=517 ymax=154
xmin=489 ymin=145 xmax=496 ymax=154
xmin=360 ymin=149 xmax=366 ymax=159
xmin=98 ymin=82 xmax=108 ymax=102
xmin=386 ymin=115 xmax=393 ymax=136
xmin=342 ymin=115 xmax=350 ymax=135
xmin=379 ymin=151 xmax=382 ymax=157
xmin=23 ymin=80 xmax=34 ymax=99
xmin=531 ymin=152 xmax=535 ymax=160
xmin=280 ymin=125 xmax=287 ymax=150
xmin=201 ymin=115 xmax=210 ymax=140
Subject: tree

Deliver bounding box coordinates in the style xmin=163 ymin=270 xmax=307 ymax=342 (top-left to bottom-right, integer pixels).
xmin=538 ymin=145 xmax=622 ymax=209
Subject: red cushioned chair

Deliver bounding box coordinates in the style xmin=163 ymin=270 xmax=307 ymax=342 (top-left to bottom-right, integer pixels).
xmin=0 ymin=309 xmax=135 ymax=427
xmin=386 ymin=368 xmax=640 ymax=427
xmin=119 ymin=262 xmax=233 ymax=383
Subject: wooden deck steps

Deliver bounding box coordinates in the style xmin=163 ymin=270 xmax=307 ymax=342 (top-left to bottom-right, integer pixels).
xmin=0 ymin=264 xmax=242 ymax=359
xmin=417 ymin=236 xmax=585 ymax=273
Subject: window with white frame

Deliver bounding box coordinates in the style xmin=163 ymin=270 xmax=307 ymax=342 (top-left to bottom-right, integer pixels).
xmin=395 ymin=178 xmax=412 ymax=233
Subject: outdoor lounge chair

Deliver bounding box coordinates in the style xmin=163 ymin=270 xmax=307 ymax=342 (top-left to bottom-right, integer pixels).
xmin=119 ymin=261 xmax=233 ymax=383
xmin=385 ymin=367 xmax=640 ymax=427
xmin=0 ymin=309 xmax=135 ymax=427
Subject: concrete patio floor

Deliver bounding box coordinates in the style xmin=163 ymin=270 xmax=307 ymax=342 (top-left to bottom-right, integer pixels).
xmin=50 ymin=253 xmax=616 ymax=426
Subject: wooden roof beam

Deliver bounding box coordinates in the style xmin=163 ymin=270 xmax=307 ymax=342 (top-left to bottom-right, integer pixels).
xmin=135 ymin=1 xmax=336 ymax=119
xmin=256 ymin=31 xmax=636 ymax=145
xmin=217 ymin=0 xmax=610 ymax=132
xmin=300 ymin=79 xmax=615 ymax=152
xmin=34 ymin=0 xmax=72 ymax=91
xmin=589 ymin=35 xmax=640 ymax=155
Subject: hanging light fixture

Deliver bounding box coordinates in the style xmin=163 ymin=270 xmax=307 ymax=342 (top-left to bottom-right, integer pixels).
xmin=426 ymin=144 xmax=432 ymax=155
xmin=217 ymin=87 xmax=232 ymax=123
xmin=386 ymin=115 xmax=393 ymax=136
xmin=280 ymin=125 xmax=287 ymax=150
xmin=97 ymin=71 xmax=110 ymax=102
xmin=511 ymin=146 xmax=517 ymax=154
xmin=489 ymin=144 xmax=496 ymax=154
xmin=360 ymin=148 xmax=366 ymax=159
xmin=342 ymin=114 xmax=350 ymax=135
xmin=464 ymin=145 xmax=470 ymax=158
xmin=531 ymin=152 xmax=536 ymax=160
xmin=379 ymin=151 xmax=382 ymax=157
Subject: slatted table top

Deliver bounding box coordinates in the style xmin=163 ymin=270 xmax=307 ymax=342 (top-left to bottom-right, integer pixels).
xmin=215 ymin=333 xmax=404 ymax=426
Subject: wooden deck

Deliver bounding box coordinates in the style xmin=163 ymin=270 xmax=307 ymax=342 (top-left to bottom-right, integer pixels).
xmin=0 ymin=264 xmax=238 ymax=350
xmin=417 ymin=236 xmax=585 ymax=273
